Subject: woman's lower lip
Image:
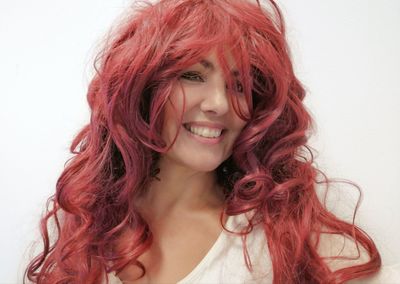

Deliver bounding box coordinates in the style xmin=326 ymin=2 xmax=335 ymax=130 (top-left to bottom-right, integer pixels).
xmin=183 ymin=125 xmax=224 ymax=145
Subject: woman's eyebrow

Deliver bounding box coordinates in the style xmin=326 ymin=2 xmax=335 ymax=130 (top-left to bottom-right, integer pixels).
xmin=199 ymin=59 xmax=214 ymax=70
xmin=199 ymin=59 xmax=240 ymax=77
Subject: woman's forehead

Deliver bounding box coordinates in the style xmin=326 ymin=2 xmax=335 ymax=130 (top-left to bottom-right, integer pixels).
xmin=187 ymin=49 xmax=241 ymax=76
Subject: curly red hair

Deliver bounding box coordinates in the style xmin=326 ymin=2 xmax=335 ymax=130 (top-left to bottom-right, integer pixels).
xmin=25 ymin=0 xmax=380 ymax=283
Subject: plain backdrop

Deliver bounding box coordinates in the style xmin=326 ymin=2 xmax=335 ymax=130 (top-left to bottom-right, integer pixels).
xmin=1 ymin=0 xmax=399 ymax=283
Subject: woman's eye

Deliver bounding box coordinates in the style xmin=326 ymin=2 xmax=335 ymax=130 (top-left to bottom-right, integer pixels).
xmin=180 ymin=71 xmax=204 ymax=82
xmin=225 ymin=81 xmax=244 ymax=93
xmin=235 ymin=81 xmax=244 ymax=93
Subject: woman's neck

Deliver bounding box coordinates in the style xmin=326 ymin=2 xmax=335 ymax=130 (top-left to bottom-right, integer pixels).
xmin=135 ymin=156 xmax=225 ymax=221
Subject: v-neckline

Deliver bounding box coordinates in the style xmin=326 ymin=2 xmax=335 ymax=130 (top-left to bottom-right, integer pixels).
xmin=109 ymin=214 xmax=235 ymax=284
xmin=176 ymin=214 xmax=234 ymax=283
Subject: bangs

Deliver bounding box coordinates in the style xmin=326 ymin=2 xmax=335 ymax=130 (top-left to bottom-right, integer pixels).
xmin=150 ymin=0 xmax=261 ymax=119
xmin=156 ymin=0 xmax=284 ymax=120
xmin=110 ymin=0 xmax=287 ymax=145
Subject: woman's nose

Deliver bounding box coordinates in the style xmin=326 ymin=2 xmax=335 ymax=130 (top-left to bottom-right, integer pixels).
xmin=199 ymin=81 xmax=230 ymax=116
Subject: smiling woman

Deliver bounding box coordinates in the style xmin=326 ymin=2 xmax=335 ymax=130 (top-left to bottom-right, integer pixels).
xmin=162 ymin=50 xmax=248 ymax=174
xmin=23 ymin=0 xmax=387 ymax=283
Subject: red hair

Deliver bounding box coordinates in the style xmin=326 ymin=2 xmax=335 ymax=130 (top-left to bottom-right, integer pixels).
xmin=25 ymin=0 xmax=380 ymax=283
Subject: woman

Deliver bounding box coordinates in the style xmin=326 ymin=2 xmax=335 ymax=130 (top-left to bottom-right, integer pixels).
xmin=25 ymin=0 xmax=384 ymax=283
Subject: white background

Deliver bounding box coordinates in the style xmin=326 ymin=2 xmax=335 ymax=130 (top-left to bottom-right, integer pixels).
xmin=1 ymin=0 xmax=399 ymax=283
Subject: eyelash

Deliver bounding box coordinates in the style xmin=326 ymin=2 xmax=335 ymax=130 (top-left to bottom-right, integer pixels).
xmin=180 ymin=71 xmax=204 ymax=82
xmin=235 ymin=81 xmax=244 ymax=93
xmin=180 ymin=71 xmax=244 ymax=93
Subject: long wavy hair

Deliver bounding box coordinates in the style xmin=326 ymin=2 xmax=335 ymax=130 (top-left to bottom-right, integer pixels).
xmin=25 ymin=0 xmax=381 ymax=283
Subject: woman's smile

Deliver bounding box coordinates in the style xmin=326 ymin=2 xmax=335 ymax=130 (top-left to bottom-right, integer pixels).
xmin=160 ymin=50 xmax=248 ymax=172
xmin=182 ymin=123 xmax=226 ymax=145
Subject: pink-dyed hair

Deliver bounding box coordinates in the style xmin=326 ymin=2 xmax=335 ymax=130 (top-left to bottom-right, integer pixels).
xmin=25 ymin=0 xmax=380 ymax=283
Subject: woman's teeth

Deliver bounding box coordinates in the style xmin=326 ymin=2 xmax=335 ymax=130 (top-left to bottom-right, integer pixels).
xmin=184 ymin=125 xmax=222 ymax=138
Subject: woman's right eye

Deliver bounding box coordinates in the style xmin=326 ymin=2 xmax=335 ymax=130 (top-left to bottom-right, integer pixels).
xmin=180 ymin=71 xmax=204 ymax=82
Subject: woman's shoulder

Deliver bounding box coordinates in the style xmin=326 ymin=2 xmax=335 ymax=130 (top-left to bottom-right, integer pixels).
xmin=348 ymin=263 xmax=400 ymax=283
xmin=316 ymin=231 xmax=370 ymax=271
xmin=316 ymin=231 xmax=400 ymax=283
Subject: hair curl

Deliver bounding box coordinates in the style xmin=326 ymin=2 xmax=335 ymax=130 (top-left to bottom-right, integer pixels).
xmin=25 ymin=0 xmax=381 ymax=283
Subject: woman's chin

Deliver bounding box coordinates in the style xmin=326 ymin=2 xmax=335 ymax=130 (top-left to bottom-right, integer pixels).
xmin=184 ymin=161 xmax=223 ymax=173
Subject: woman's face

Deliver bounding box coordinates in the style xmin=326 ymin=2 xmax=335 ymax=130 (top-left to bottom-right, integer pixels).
xmin=161 ymin=50 xmax=248 ymax=172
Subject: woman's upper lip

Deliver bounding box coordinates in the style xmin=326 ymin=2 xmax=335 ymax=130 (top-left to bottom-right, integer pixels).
xmin=184 ymin=121 xmax=226 ymax=130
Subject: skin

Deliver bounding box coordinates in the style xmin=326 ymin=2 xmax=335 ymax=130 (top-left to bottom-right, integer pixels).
xmin=136 ymin=49 xmax=248 ymax=220
xmin=116 ymin=50 xmax=249 ymax=283
xmin=113 ymin=51 xmax=384 ymax=284
xmin=113 ymin=50 xmax=384 ymax=283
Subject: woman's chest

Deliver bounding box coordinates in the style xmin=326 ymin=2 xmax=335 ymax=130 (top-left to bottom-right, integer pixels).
xmin=115 ymin=217 xmax=223 ymax=283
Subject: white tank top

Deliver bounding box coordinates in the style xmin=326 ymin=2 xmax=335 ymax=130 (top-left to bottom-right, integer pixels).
xmin=105 ymin=211 xmax=273 ymax=283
